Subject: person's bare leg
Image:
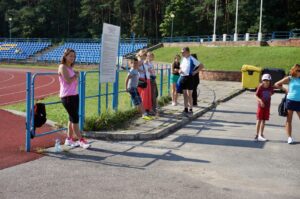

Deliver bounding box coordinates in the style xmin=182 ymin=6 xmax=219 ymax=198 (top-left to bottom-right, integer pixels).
xmin=183 ymin=90 xmax=188 ymax=108
xmin=138 ymin=104 xmax=145 ymax=115
xmin=67 ymin=121 xmax=74 ymax=138
xmin=71 ymin=123 xmax=82 ymax=140
xmin=72 ymin=122 xmax=90 ymax=148
xmin=286 ymin=110 xmax=293 ymax=137
xmin=260 ymin=120 xmax=265 ymax=137
xmin=187 ymin=90 xmax=193 ymax=110
xmin=256 ymin=120 xmax=262 ymax=136
xmin=172 ymin=83 xmax=176 ymax=103
xmin=174 ymin=91 xmax=178 ymax=104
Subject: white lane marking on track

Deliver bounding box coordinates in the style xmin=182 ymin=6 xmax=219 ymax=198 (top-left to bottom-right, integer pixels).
xmin=0 ymin=72 xmax=15 ymax=83
xmin=0 ymin=82 xmax=25 ymax=90
xmin=0 ymin=76 xmax=57 ymax=97
xmin=0 ymin=91 xmax=59 ymax=106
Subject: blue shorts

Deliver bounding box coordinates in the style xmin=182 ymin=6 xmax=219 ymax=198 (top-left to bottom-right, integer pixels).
xmin=128 ymin=87 xmax=142 ymax=106
xmin=286 ymin=99 xmax=300 ymax=112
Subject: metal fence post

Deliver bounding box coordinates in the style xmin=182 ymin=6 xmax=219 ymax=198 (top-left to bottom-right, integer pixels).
xmin=160 ymin=67 xmax=163 ymax=97
xmin=112 ymin=35 xmax=121 ymax=111
xmin=98 ymin=81 xmax=101 ymax=115
xmin=25 ymin=72 xmax=31 ymax=152
xmin=167 ymin=66 xmax=171 ymax=95
xmin=106 ymin=83 xmax=109 ymax=110
xmin=112 ymin=70 xmax=119 ymax=110
xmin=79 ymin=72 xmax=85 ymax=131
xmin=30 ymin=75 xmax=35 ymax=141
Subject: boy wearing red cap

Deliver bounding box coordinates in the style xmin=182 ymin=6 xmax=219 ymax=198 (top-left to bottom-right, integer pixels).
xmin=255 ymin=74 xmax=275 ymax=141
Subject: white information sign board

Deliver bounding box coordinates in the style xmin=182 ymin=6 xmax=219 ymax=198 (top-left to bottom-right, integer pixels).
xmin=99 ymin=23 xmax=120 ymax=83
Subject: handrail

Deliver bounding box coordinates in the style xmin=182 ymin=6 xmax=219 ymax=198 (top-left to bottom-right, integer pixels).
xmin=25 ymin=72 xmax=67 ymax=152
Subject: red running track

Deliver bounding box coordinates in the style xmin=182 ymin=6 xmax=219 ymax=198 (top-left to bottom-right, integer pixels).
xmin=0 ymin=68 xmax=66 ymax=170
xmin=0 ymin=68 xmax=60 ymax=106
xmin=0 ymin=109 xmax=66 ymax=170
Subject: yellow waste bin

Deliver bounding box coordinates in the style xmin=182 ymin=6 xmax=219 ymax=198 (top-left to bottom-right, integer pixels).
xmin=241 ymin=65 xmax=262 ymax=89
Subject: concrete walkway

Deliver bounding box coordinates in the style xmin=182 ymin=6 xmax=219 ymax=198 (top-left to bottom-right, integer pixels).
xmin=84 ymin=80 xmax=243 ymax=140
xmin=1 ymin=90 xmax=299 ymax=199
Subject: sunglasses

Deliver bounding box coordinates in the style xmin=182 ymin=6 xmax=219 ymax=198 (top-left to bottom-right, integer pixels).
xmin=296 ymin=70 xmax=300 ymax=72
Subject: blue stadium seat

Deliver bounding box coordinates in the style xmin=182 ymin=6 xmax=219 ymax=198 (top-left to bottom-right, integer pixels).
xmin=0 ymin=41 xmax=51 ymax=60
xmin=37 ymin=42 xmax=147 ymax=64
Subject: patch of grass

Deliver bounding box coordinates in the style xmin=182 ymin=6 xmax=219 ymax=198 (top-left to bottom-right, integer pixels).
xmin=153 ymin=46 xmax=300 ymax=72
xmin=158 ymin=95 xmax=172 ymax=107
xmin=84 ymin=95 xmax=172 ymax=131
xmin=84 ymin=108 xmax=139 ymax=131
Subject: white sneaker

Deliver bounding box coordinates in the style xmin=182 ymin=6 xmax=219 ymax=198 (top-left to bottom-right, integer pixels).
xmin=172 ymin=102 xmax=176 ymax=106
xmin=78 ymin=138 xmax=91 ymax=149
xmin=64 ymin=138 xmax=79 ymax=147
xmin=287 ymin=137 xmax=294 ymax=144
xmin=258 ymin=136 xmax=267 ymax=142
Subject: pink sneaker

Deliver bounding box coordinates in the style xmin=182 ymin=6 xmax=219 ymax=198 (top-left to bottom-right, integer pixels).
xmin=64 ymin=138 xmax=79 ymax=147
xmin=77 ymin=138 xmax=91 ymax=149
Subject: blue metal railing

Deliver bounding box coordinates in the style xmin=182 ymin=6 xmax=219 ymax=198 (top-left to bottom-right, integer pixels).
xmin=271 ymin=31 xmax=291 ymax=40
xmin=25 ymin=65 xmax=171 ymax=152
xmin=25 ymin=72 xmax=68 ymax=152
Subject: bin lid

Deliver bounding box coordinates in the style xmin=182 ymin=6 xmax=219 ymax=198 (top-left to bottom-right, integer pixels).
xmin=241 ymin=65 xmax=262 ymax=72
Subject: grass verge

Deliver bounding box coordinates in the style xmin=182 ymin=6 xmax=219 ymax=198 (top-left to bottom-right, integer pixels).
xmin=153 ymin=46 xmax=300 ymax=72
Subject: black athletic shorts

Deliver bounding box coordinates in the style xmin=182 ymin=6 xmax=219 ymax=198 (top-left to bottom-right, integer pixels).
xmin=61 ymin=94 xmax=79 ymax=123
xmin=180 ymin=75 xmax=193 ymax=90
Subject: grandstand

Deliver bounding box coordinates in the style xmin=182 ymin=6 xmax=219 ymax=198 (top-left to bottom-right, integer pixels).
xmin=38 ymin=42 xmax=147 ymax=64
xmin=0 ymin=40 xmax=51 ymax=60
xmin=0 ymin=38 xmax=147 ymax=64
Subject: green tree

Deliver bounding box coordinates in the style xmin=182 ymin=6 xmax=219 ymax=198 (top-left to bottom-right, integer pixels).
xmin=0 ymin=0 xmax=299 ymax=39
xmin=160 ymin=0 xmax=198 ymax=37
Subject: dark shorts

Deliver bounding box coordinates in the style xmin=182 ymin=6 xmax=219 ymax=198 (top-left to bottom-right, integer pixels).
xmin=180 ymin=75 xmax=193 ymax=90
xmin=128 ymin=87 xmax=142 ymax=106
xmin=286 ymin=99 xmax=300 ymax=112
xmin=61 ymin=95 xmax=79 ymax=123
xmin=257 ymin=107 xmax=270 ymax=120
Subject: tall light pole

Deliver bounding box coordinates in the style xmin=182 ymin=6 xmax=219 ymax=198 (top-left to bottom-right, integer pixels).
xmin=258 ymin=0 xmax=263 ymax=41
xmin=9 ymin=17 xmax=12 ymax=41
xmin=170 ymin=13 xmax=175 ymax=42
xmin=212 ymin=0 xmax=217 ymax=42
xmin=234 ymin=0 xmax=239 ymax=41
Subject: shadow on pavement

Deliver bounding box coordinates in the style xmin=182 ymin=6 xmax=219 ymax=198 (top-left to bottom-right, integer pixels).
xmin=46 ymin=145 xmax=210 ymax=170
xmin=189 ymin=119 xmax=284 ymax=128
xmin=173 ymin=135 xmax=265 ymax=149
xmin=213 ymin=109 xmax=256 ymax=115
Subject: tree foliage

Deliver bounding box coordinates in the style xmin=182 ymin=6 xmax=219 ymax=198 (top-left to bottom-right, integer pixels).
xmin=0 ymin=0 xmax=299 ymax=39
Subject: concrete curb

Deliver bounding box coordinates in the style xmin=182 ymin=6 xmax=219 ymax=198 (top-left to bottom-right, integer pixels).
xmin=3 ymin=109 xmax=59 ymax=127
xmin=83 ymin=89 xmax=245 ymax=141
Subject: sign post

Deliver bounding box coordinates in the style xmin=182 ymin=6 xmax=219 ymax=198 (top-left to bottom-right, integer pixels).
xmin=99 ymin=23 xmax=121 ymax=83
xmin=99 ymin=23 xmax=121 ymax=110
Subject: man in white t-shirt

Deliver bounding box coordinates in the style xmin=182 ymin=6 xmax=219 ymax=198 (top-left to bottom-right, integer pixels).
xmin=179 ymin=47 xmax=204 ymax=115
